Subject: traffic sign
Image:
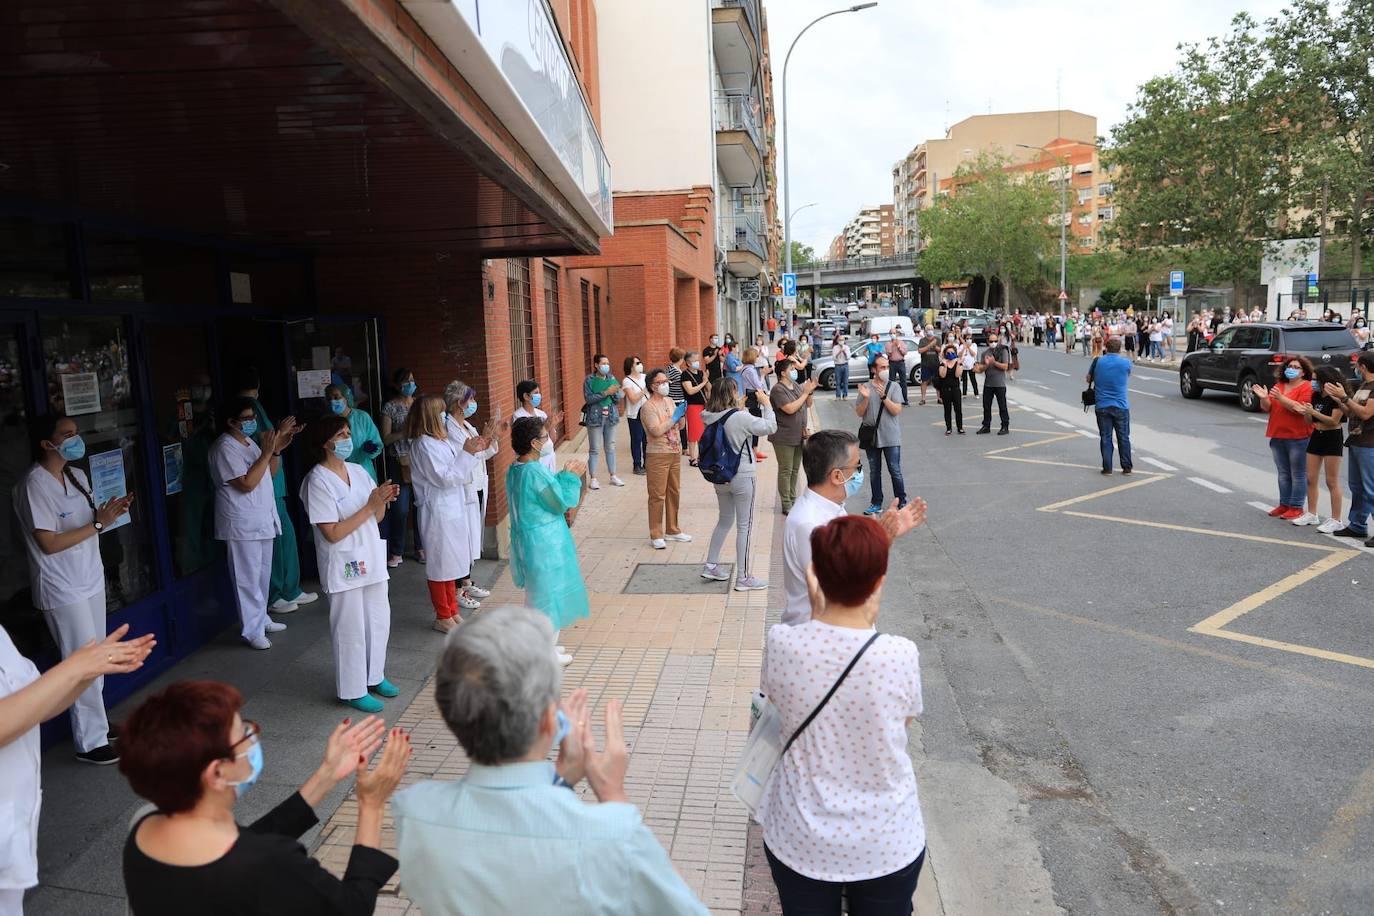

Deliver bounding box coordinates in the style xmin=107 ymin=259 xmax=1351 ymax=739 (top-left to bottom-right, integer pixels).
xmin=782 ymin=273 xmax=797 ymax=298
xmin=1307 ymin=272 xmax=1319 ymax=297
xmin=1057 ymin=290 xmax=1069 ymax=302
xmin=1169 ymin=270 xmax=1184 ymax=295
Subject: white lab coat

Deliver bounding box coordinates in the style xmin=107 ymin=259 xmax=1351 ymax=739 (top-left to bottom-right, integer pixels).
xmin=301 ymin=463 xmax=390 ymax=700
xmin=0 ymin=628 xmax=41 ymax=896
xmin=447 ymin=416 xmax=498 ymax=563
xmin=208 ymin=433 xmax=281 ymax=541
xmin=408 ymin=434 xmax=476 ymax=582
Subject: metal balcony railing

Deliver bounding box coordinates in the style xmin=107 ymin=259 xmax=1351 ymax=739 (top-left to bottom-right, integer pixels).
xmin=714 ymin=92 xmax=762 ymax=156
xmin=720 ymin=210 xmax=765 ymax=260
xmin=711 ymin=0 xmax=760 ymax=48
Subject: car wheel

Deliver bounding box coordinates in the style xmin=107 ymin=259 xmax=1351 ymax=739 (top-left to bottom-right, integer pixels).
xmin=1238 ymin=373 xmax=1261 ymax=412
xmin=819 ymin=368 xmax=835 ymax=390
xmin=909 ymin=364 xmax=920 ymax=385
xmin=1179 ymin=365 xmax=1202 ymax=399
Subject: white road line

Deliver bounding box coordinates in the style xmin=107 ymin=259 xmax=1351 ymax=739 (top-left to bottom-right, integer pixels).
xmin=1141 ymin=457 xmax=1178 ymax=471
xmin=1054 ymin=420 xmax=1075 ymax=428
xmin=1129 ymin=388 xmax=1165 ymax=398
xmin=1131 ymin=374 xmax=1169 ymax=383
xmin=1188 ymin=476 xmax=1232 ymax=494
xmin=1033 ymin=383 xmax=1054 ymax=390
xmin=1247 ymin=501 xmax=1273 ymax=513
xmin=1050 ymin=370 xmax=1071 ymax=377
xmin=1036 ymin=412 xmax=1054 ymax=419
xmin=1248 ymin=417 xmax=1268 ymax=423
xmin=1077 ymin=429 xmax=1096 ymax=439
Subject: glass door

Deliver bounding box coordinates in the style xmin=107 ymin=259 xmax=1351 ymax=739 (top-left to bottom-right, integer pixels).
xmin=0 ymin=319 xmax=40 ymax=655
xmin=287 ymin=317 xmax=383 ymax=468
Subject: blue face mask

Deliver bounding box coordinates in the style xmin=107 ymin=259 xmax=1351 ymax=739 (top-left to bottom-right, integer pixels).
xmin=332 ymin=437 xmax=354 ymax=460
xmin=787 ymin=369 xmax=798 ymax=382
xmin=440 ymin=411 xmax=449 ymax=426
xmin=531 ymin=393 xmax=543 ymax=408
xmin=1312 ymin=380 xmax=1322 ymax=394
xmin=228 ymin=740 xmax=264 ymax=799
xmin=463 ymin=401 xmax=478 ymax=418
xmin=553 ymin=709 xmax=570 ymax=747
xmin=1284 ymin=367 xmax=1302 ymax=380
xmin=844 ymin=466 xmax=865 ymax=498
xmin=329 ymin=399 xmax=347 ymax=415
xmin=238 ymin=419 xmax=258 ymax=438
xmin=598 ymin=364 xmax=611 ymax=376
xmin=400 ymin=381 xmax=417 ymax=396
xmin=57 ymin=435 xmax=86 ymax=461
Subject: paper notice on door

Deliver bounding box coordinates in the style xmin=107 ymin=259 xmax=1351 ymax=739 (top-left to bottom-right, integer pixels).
xmin=89 ymin=448 xmax=131 ymax=532
xmin=163 ymin=443 xmax=184 ymax=496
xmin=296 ymin=369 xmax=331 ymax=399
xmin=61 ymin=372 xmax=101 ymax=416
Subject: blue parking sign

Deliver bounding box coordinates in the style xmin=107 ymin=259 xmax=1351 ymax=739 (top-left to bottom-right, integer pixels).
xmin=782 ymin=273 xmax=797 ymax=298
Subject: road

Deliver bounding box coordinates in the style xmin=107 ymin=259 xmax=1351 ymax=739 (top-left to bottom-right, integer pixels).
xmin=813 ymin=343 xmax=1374 ymax=915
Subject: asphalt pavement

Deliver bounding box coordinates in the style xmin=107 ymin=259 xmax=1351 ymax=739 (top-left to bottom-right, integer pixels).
xmin=818 ymin=343 xmax=1374 ymax=915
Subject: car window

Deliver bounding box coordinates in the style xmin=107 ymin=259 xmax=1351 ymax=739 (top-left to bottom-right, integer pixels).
xmin=1282 ymin=328 xmax=1358 ymax=351
xmin=1250 ymin=328 xmax=1275 ymax=349
xmin=1231 ymin=327 xmax=1262 ymax=349
xmin=1211 ymin=328 xmax=1237 ymax=349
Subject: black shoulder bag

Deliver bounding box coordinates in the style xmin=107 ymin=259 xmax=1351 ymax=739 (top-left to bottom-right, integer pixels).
xmin=1082 ymin=357 xmax=1099 ymax=411
xmin=781 ymin=632 xmax=881 ymax=756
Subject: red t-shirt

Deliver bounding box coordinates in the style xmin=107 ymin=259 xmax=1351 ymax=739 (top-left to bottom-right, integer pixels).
xmin=1264 ymin=380 xmax=1314 ymax=439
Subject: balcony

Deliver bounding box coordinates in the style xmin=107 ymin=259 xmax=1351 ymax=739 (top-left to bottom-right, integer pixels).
xmin=714 ymin=93 xmax=763 ymax=185
xmin=711 ymin=0 xmax=760 ymax=80
xmin=720 ymin=209 xmax=765 ymax=277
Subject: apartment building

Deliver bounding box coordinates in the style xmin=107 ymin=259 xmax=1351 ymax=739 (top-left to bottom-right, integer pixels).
xmin=839 ymin=205 xmax=895 ymax=259
xmin=892 ymin=110 xmax=1097 ymax=252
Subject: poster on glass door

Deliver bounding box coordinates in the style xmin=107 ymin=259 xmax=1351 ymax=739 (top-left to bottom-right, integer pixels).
xmin=89 ymin=448 xmax=132 ymax=532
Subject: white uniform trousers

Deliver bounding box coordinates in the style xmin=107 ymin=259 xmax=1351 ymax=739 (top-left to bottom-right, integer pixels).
xmin=329 ymin=582 xmax=390 ymax=700
xmin=0 ymin=888 xmax=23 ymax=916
xmin=42 ymin=588 xmax=108 ymax=753
xmin=226 ymin=538 xmax=272 ymax=640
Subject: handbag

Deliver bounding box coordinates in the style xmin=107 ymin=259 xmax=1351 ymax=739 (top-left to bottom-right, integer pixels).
xmin=1082 ymin=356 xmax=1099 ymax=411
xmin=731 ymin=632 xmax=880 ymax=815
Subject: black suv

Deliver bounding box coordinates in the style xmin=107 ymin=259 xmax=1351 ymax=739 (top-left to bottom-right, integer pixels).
xmin=1179 ymin=321 xmax=1364 ymax=411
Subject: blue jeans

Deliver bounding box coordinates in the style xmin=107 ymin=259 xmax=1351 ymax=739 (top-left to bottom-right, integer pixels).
xmin=627 ymin=416 xmax=647 ymax=470
xmin=835 ymin=362 xmax=850 ymax=398
xmin=1095 ymin=407 xmax=1132 ymax=471
xmin=587 ymin=420 xmax=617 ymax=479
xmin=384 ymin=481 xmax=420 ymax=557
xmin=1347 ymin=445 xmax=1374 ymax=535
xmin=865 ymin=444 xmax=907 ymax=506
xmin=1270 ymin=437 xmax=1310 ymax=508
xmin=766 ymin=844 xmax=925 ymax=916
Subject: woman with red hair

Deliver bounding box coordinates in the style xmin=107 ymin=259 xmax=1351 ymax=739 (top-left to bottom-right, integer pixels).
xmin=757 ymin=515 xmax=927 ymax=914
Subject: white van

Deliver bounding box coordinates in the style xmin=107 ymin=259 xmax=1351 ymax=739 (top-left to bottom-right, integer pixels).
xmin=860 ymin=315 xmax=915 ymax=339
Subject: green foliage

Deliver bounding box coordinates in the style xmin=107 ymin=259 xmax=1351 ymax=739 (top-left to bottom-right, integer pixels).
xmin=789 ymin=241 xmax=816 ymax=267
xmin=919 ymin=152 xmax=1057 ymax=310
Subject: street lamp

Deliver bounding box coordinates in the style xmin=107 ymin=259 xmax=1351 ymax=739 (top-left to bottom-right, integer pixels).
xmin=782 ymin=2 xmax=877 ymax=329
xmin=1017 ymin=142 xmax=1069 ymax=313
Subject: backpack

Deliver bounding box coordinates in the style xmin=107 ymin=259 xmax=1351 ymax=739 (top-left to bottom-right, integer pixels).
xmin=698 ymin=409 xmax=746 ymax=484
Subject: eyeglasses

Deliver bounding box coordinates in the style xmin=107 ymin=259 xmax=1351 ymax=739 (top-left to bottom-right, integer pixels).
xmin=230 ymin=720 xmax=260 ymax=755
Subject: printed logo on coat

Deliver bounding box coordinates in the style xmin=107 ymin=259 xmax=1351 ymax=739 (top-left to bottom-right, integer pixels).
xmin=342 ymin=560 xmax=368 ymax=580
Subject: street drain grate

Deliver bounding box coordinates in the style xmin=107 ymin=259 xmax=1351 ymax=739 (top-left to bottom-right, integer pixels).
xmin=622 ymin=563 xmax=733 ymax=595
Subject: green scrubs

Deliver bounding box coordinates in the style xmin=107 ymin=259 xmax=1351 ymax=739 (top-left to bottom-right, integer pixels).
xmin=250 ymin=399 xmax=302 ymax=604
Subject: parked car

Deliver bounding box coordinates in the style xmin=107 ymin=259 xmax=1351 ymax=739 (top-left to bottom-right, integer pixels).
xmin=812 ymin=336 xmax=922 ymax=390
xmin=1178 ymin=321 xmax=1363 ymax=411
xmin=859 ymin=315 xmax=915 ymax=339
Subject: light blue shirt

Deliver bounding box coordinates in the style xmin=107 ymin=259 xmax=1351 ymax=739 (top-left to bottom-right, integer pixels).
xmin=393 ymin=761 xmax=708 ymax=916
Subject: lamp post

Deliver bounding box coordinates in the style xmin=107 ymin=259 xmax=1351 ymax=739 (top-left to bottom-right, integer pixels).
xmin=782 ymin=2 xmax=877 ymax=329
xmin=1018 ymin=143 xmax=1068 ymax=314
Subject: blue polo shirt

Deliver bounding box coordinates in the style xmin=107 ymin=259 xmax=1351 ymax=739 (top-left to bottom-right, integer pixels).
xmin=1093 ymin=353 xmax=1131 ymax=410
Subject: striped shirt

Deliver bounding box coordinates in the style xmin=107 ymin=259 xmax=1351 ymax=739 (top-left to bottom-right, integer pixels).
xmin=666 ymin=365 xmax=685 ymax=404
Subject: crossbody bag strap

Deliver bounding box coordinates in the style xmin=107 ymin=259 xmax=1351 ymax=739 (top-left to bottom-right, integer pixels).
xmin=781 ymin=631 xmax=881 ymax=757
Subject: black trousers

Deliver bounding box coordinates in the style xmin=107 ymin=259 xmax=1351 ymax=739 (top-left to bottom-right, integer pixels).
xmin=941 ymin=384 xmax=963 ymax=430
xmin=961 ymin=367 xmax=979 ymax=395
xmin=981 ymin=385 xmax=1009 ymax=430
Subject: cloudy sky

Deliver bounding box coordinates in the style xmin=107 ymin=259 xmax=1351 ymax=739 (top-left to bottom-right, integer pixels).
xmin=767 ymin=0 xmax=1290 ymax=256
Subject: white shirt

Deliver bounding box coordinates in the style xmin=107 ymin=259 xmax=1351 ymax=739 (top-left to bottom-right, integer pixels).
xmin=621 ymin=375 xmax=647 ymax=420
xmin=513 ymin=407 xmax=556 ymax=471
xmin=759 ymin=620 xmax=924 ymax=881
xmin=0 ymin=627 xmax=41 ymax=891
xmin=958 ymin=342 xmax=978 ymax=370
xmin=447 ymin=416 xmax=498 ymax=502
xmin=781 ymin=487 xmax=846 ymax=626
xmin=14 ymin=465 xmax=103 ymax=610
xmin=301 ymin=463 xmax=389 ymax=594
xmin=209 ymin=433 xmax=281 ymax=541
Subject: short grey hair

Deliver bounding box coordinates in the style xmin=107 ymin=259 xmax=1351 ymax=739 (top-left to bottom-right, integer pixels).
xmin=803 ymin=429 xmax=858 ymax=485
xmin=435 ymin=606 xmax=560 ymax=764
xmin=443 ymin=380 xmax=474 ymax=410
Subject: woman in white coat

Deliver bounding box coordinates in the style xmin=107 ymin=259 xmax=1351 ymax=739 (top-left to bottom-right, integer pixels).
xmin=443 ymin=380 xmax=501 ymax=607
xmin=300 ymin=416 xmax=400 ymax=714
xmin=14 ymin=414 xmax=135 ymax=765
xmin=406 ymin=395 xmax=488 ymax=633
xmin=209 ymin=397 xmax=300 ymax=650
xmin=0 ymin=623 xmax=152 ymax=916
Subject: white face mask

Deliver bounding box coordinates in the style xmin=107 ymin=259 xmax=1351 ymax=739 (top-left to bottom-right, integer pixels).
xmin=654 ymin=383 xmax=670 ymax=397
xmin=878 ymin=369 xmax=890 ymax=382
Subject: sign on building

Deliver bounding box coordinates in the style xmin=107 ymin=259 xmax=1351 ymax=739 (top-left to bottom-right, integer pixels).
xmin=739 ymin=278 xmax=761 ymax=303
xmin=1169 ymin=270 xmax=1184 ymax=295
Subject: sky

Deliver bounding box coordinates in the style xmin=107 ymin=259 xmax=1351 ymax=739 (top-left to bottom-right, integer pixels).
xmin=767 ymin=0 xmax=1290 ymax=256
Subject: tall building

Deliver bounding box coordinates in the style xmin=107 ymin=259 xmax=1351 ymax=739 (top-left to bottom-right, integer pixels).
xmin=840 ymin=205 xmax=895 ymax=259
xmin=892 ymin=110 xmax=1097 ymax=253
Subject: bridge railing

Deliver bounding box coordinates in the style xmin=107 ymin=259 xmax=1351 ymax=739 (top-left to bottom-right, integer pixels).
xmin=797 ymin=253 xmax=919 ymax=273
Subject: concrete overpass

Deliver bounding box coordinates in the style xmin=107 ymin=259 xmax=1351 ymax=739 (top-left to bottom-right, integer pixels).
xmin=794 ymin=253 xmax=922 ymax=290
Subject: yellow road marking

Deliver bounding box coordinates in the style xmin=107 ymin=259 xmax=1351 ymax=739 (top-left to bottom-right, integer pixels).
xmin=1189 ymin=548 xmax=1362 ymax=631
xmin=1193 ymin=627 xmax=1374 ymax=671
xmin=989 ymin=456 xmax=1106 ymax=471
xmin=1281 ymin=760 xmax=1374 ymax=913
xmin=1060 ymin=510 xmax=1343 ymax=551
xmin=986 ymin=432 xmax=1079 ymax=455
xmin=1037 ymin=475 xmax=1168 ymax=511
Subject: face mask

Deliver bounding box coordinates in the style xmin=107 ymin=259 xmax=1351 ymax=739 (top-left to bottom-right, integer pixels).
xmin=634 ymin=362 xmax=643 ymax=372
xmin=238 ymin=419 xmax=258 ymax=438
xmin=710 ymin=338 xmax=719 ymax=346
xmin=787 ymin=369 xmax=798 ymax=382
xmin=400 ymin=381 xmax=417 ymax=396
xmin=329 ymin=399 xmax=347 ymax=415
xmin=1312 ymin=380 xmax=1321 ymax=394
xmin=553 ymin=709 xmax=570 ymax=746
xmin=1284 ymin=368 xmax=1301 ymax=380
xmin=878 ymin=370 xmax=890 ymax=383
xmin=331 ymin=437 xmax=354 ymax=460
xmin=531 ymin=393 xmax=542 ymax=408
xmin=844 ymin=466 xmax=865 ymax=498
xmin=691 ymin=361 xmax=701 ymax=370
xmin=440 ymin=411 xmax=449 ymax=426
xmin=598 ymin=364 xmax=611 ymax=376
xmin=57 ymin=435 xmax=86 ymax=461
xmin=227 ymin=740 xmax=264 ymax=800
xmin=464 ymin=401 xmax=478 ymax=418
xmin=654 ymin=383 xmax=670 ymax=396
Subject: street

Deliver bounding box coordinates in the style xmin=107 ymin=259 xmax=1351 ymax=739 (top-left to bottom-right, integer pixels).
xmin=828 ymin=343 xmax=1374 ymax=915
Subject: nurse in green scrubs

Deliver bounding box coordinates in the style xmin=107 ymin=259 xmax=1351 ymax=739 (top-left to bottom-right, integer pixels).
xmin=324 ymin=384 xmax=384 ymax=483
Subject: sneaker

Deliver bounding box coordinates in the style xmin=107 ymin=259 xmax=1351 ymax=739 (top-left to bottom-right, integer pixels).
xmin=589 ymin=478 xmax=601 ymax=490
xmin=75 ymin=745 xmax=120 ymax=766
xmin=1280 ymin=507 xmax=1304 ymax=521
xmin=957 ymin=428 xmax=965 ymax=434
xmin=368 ymin=679 xmax=400 ymax=698
xmin=634 ymin=467 xmax=647 ymax=476
xmin=1317 ymin=517 xmax=1344 ymax=534
xmin=701 ymin=564 xmax=730 ymax=581
xmin=1268 ymin=505 xmax=1288 ymax=517
xmin=975 ymin=427 xmax=991 ymax=435
xmin=734 ymin=575 xmax=769 ymax=591
xmin=1122 ymin=468 xmax=1133 ymax=475
xmin=416 ymin=549 xmax=427 ymax=564
xmin=945 ymin=430 xmax=952 ymax=437
xmin=1366 ymin=536 xmax=1374 ymax=549
xmin=609 ymin=475 xmax=626 ymax=487
xmin=1291 ymin=512 xmax=1321 ymax=526
xmin=665 ymin=532 xmax=693 ymax=542
xmin=264 ymin=621 xmax=287 ymax=633
xmin=997 ymin=428 xmax=1010 ymax=436
xmin=465 ymin=584 xmax=492 ymax=599
xmin=556 ymin=645 xmax=567 ymax=654
xmin=344 ymin=694 xmax=384 ymax=714
xmin=433 ymin=617 xmax=459 ymax=634
xmin=244 ymin=635 xmax=272 ymax=650
xmin=1331 ymin=527 xmax=1367 ymax=540
xmin=1101 ymin=468 xmax=1112 ymax=475
xmin=862 ymin=503 xmax=882 ymax=515
xmin=387 ymin=555 xmax=403 ymax=568
xmin=269 ymin=598 xmax=298 ymax=614
xmin=458 ymin=593 xmax=482 ymax=611
xmin=289 ymin=591 xmax=319 ymax=606
xmin=650 ymin=538 xmax=667 ymax=549
xmin=557 ymin=652 xmax=574 ymax=667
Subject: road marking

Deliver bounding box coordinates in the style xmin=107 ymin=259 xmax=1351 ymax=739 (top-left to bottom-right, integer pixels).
xmin=1035 ymin=412 xmax=1054 ymax=419
xmin=1050 ymin=370 xmax=1071 ymax=377
xmin=1062 ymin=511 xmax=1336 ymax=550
xmin=1132 ymin=374 xmax=1169 ymax=383
xmin=1129 ymin=387 xmax=1165 ymax=398
xmin=1141 ymin=457 xmax=1178 ymax=471
xmin=989 ymin=455 xmax=1104 ymax=471
xmin=1054 ymin=420 xmax=1075 ymax=428
xmin=1188 ymin=476 xmax=1231 ymax=493
xmin=985 ymin=432 xmax=1080 ymax=455
xmin=1249 ymin=416 xmax=1268 ymax=423
xmin=1077 ymin=429 xmax=1096 ymax=439
xmin=1248 ymin=500 xmax=1273 ymax=513
xmin=1032 ymin=383 xmax=1053 ymax=390
xmin=1037 ymin=475 xmax=1168 ymax=512
xmin=1283 ymin=759 xmax=1374 ymax=912
xmin=1189 ymin=548 xmax=1363 ymax=639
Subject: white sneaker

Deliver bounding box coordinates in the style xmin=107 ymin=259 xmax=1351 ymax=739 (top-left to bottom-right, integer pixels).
xmin=650 ymin=538 xmax=667 ymax=549
xmin=465 ymin=584 xmax=492 ymax=599
xmin=700 ymin=564 xmax=730 ymax=581
xmin=609 ymin=475 xmax=625 ymax=487
xmin=557 ymin=652 xmax=574 ymax=667
xmin=556 ymin=645 xmax=567 ymax=654
xmin=665 ymin=532 xmax=692 ymax=542
xmin=458 ymin=593 xmax=482 ymax=611
xmin=269 ymin=598 xmax=298 ymax=614
xmin=1291 ymin=512 xmax=1321 ymax=527
xmin=589 ymin=478 xmax=601 ymax=491
xmin=290 ymin=591 xmax=319 ymax=606
xmin=1317 ymin=517 xmax=1344 ymax=534
xmin=244 ymin=635 xmax=272 ymax=650
xmin=264 ymin=621 xmax=287 ymax=633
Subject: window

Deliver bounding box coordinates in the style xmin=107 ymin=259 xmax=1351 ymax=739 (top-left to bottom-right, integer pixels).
xmin=542 ymin=264 xmax=565 ymax=429
xmin=592 ymin=286 xmax=603 ymax=364
xmin=0 ymin=214 xmax=72 ymax=299
xmin=1211 ymin=328 xmax=1238 ymax=349
xmin=85 ymin=230 xmax=218 ymax=305
xmin=1098 ymin=207 xmax=1115 ymax=222
xmin=1098 ymin=182 xmax=1114 ymax=198
xmin=1078 ymin=213 xmax=1092 ymax=225
xmin=506 ymin=258 xmax=535 ymax=384
xmin=580 ymin=279 xmax=593 ymax=369
xmin=1077 ymin=188 xmax=1094 ymax=204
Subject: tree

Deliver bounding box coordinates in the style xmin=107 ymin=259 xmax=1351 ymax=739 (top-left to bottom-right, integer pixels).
xmin=789 ymin=241 xmax=816 ymax=268
xmin=918 ymin=152 xmax=1056 ymax=311
xmin=1106 ymin=14 xmax=1290 ymax=303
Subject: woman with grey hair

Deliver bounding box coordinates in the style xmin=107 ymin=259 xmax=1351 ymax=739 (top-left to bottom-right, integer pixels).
xmin=392 ymin=607 xmax=708 ymax=915
xmin=443 ymin=380 xmax=500 ymax=610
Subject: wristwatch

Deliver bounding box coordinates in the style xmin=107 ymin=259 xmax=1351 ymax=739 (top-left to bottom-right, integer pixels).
xmin=93 ymin=520 xmax=104 ymax=533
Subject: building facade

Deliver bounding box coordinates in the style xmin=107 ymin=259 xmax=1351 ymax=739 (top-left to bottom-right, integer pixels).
xmin=839 ymin=205 xmax=895 ymax=259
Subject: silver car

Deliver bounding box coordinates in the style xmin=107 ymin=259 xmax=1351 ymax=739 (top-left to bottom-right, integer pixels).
xmin=811 ymin=336 xmax=924 ymax=390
